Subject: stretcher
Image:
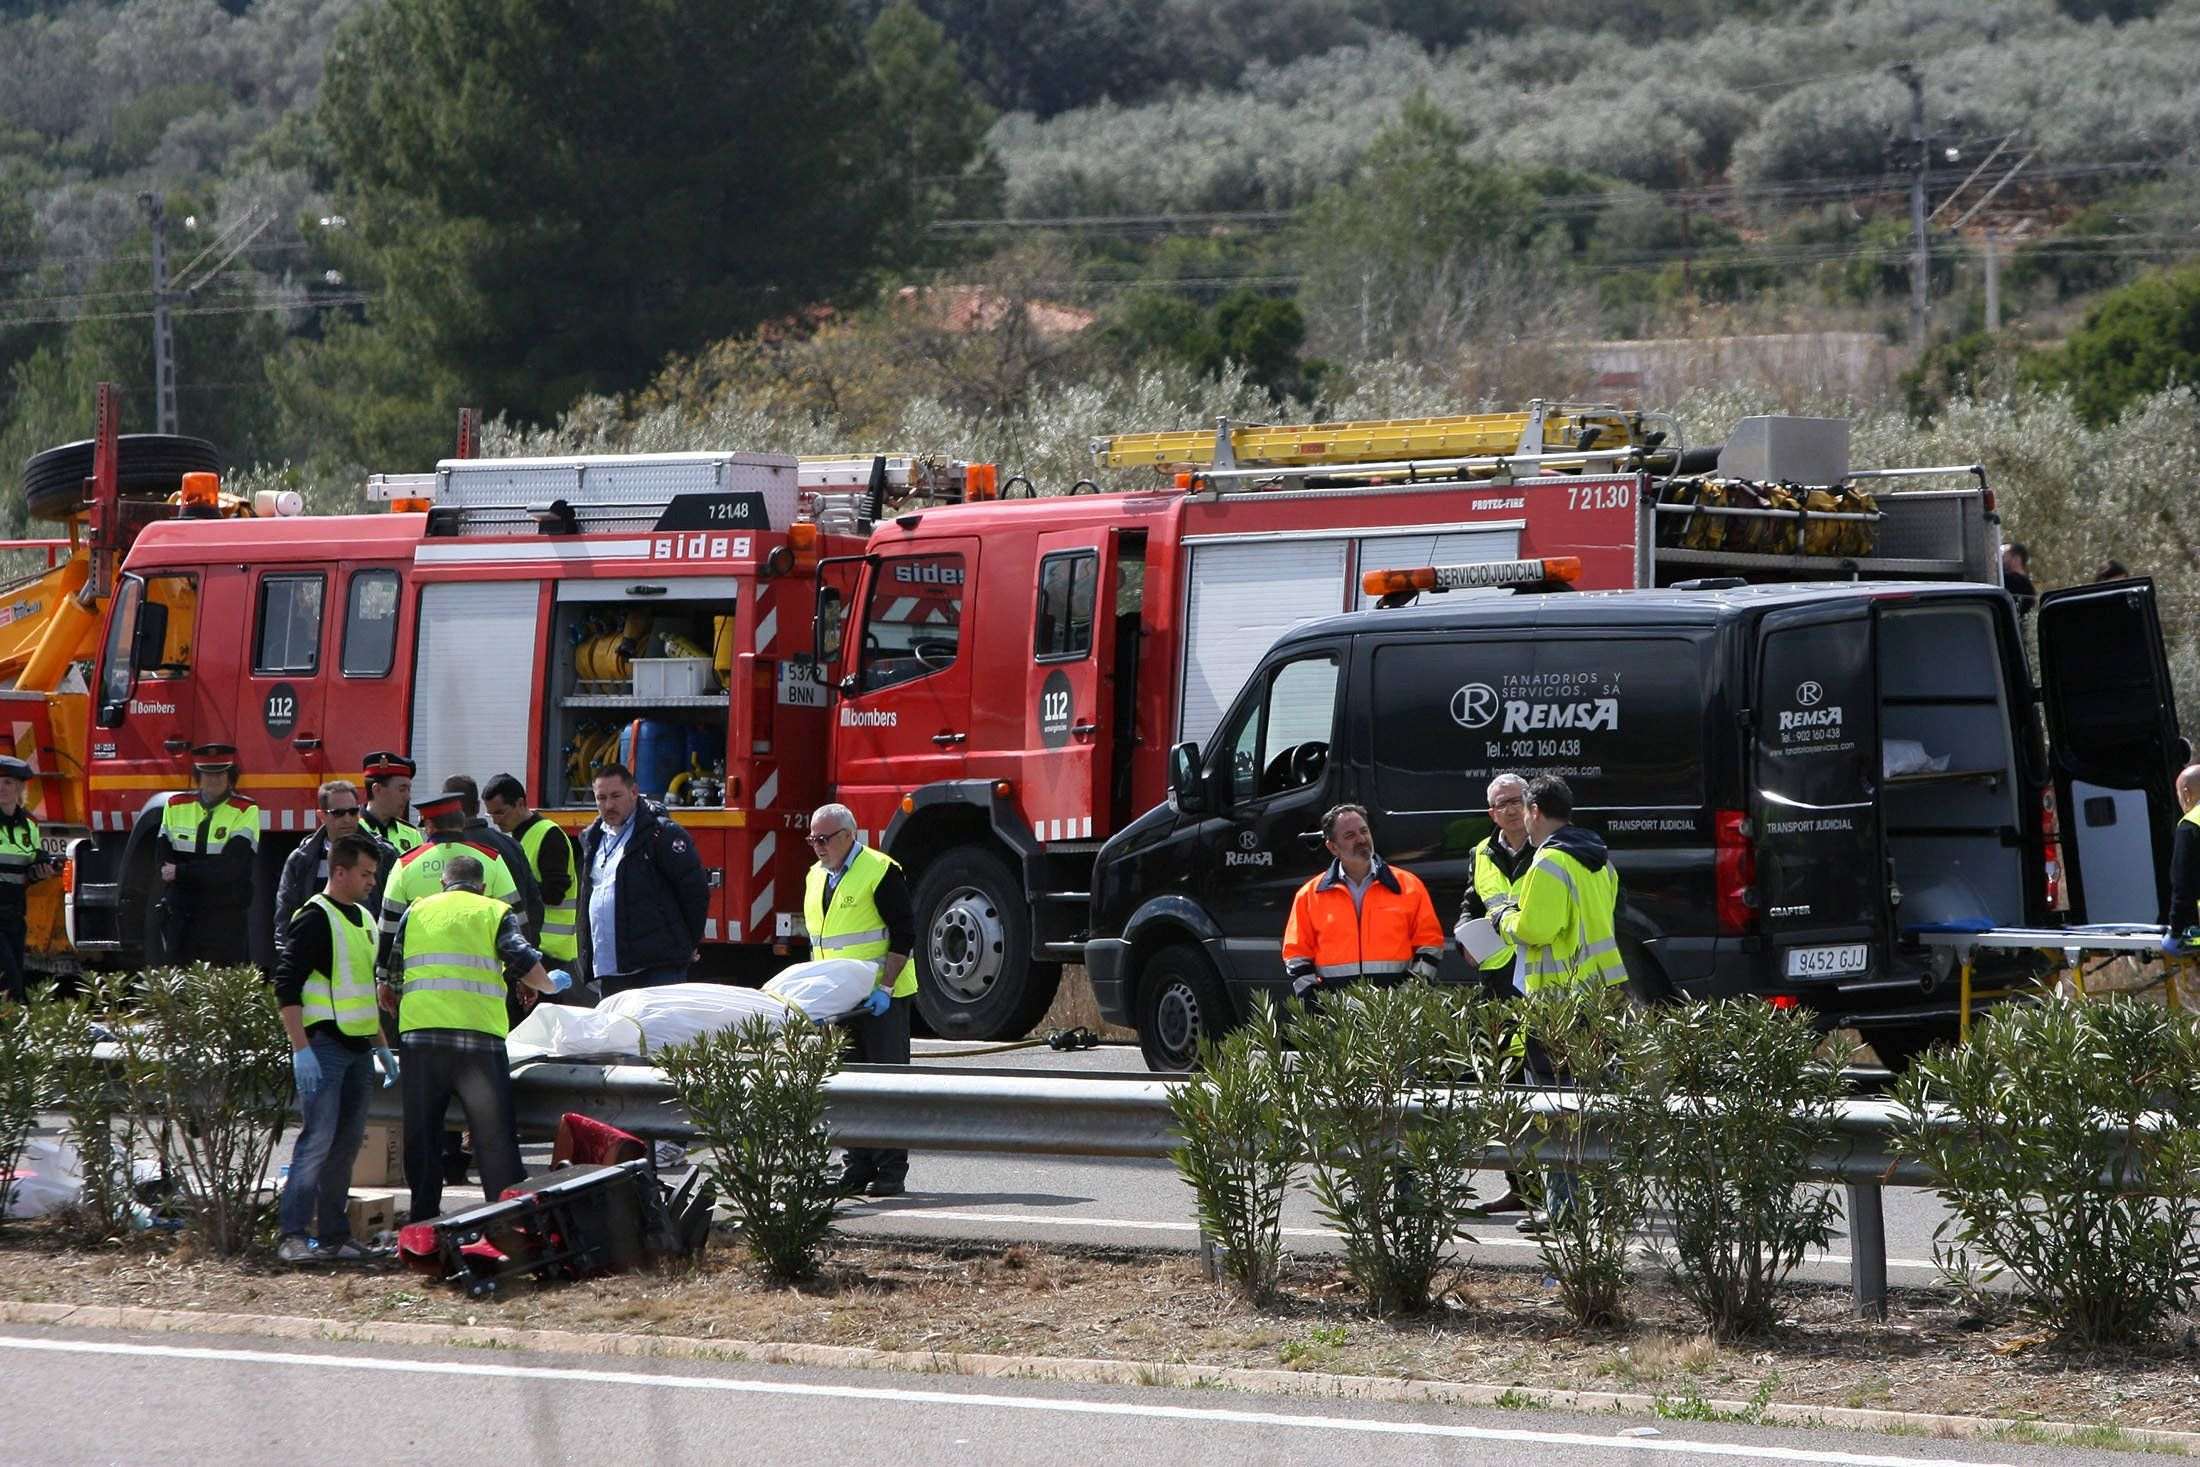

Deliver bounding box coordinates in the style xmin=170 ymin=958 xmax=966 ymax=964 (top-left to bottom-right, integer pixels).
xmin=1908 ymin=924 xmax=2189 ymax=1040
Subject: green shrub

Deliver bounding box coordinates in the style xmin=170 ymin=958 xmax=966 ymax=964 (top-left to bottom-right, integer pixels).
xmin=1516 ymin=984 xmax=1652 ymax=1329
xmin=1168 ymin=993 xmax=1296 ymax=1303
xmin=106 ymin=964 xmax=292 ymax=1257
xmin=46 ymin=982 xmax=145 ymax=1242
xmin=1289 ymin=978 xmax=1519 ymax=1315
xmin=0 ymin=994 xmax=51 ymax=1230
xmin=1894 ymin=998 xmax=2200 ymax=1345
xmin=1620 ymin=1000 xmax=1849 ymax=1339
xmin=661 ymin=1013 xmax=842 ymax=1282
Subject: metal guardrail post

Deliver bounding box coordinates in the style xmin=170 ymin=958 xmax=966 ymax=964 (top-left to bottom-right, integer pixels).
xmin=1846 ymin=1181 xmax=1888 ymax=1318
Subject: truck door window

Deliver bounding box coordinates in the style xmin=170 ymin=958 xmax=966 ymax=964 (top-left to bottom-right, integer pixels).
xmin=860 ymin=553 xmax=964 ymax=693
xmin=1034 ymin=551 xmax=1097 ymax=661
xmin=254 ymin=574 xmax=326 ymax=676
xmin=142 ymin=573 xmax=197 ymax=674
xmin=341 ymin=569 xmax=401 ymax=677
xmin=1221 ymin=653 xmax=1340 ymax=804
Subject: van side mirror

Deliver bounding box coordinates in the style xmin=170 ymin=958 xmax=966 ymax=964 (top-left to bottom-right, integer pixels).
xmin=1169 ymin=741 xmax=1208 ymax=814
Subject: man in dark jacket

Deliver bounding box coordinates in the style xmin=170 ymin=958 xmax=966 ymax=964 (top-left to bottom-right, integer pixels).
xmin=577 ymin=763 xmax=708 ymax=997
xmin=274 ymin=780 xmax=394 ymax=957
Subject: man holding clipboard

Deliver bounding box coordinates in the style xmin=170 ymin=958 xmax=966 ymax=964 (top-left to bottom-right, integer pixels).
xmin=1454 ymin=772 xmax=1536 ymax=1218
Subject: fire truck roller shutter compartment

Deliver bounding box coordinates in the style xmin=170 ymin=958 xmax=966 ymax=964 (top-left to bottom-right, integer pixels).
xmin=1179 ymin=539 xmax=1349 ymax=751
xmin=544 ymin=578 xmax=736 ymax=806
xmin=1352 ymin=526 xmax=1521 ymax=610
xmin=409 ymin=581 xmax=542 ymax=799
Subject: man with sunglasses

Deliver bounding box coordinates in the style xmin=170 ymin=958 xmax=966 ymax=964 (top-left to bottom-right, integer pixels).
xmin=802 ymin=802 xmax=917 ymax=1197
xmin=275 ymin=780 xmax=396 ymax=961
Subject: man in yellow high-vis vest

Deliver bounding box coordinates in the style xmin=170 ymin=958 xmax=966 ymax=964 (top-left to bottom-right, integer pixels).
xmin=0 ymin=754 xmax=57 ymax=1004
xmin=484 ymin=772 xmax=578 ymax=972
xmin=274 ymin=834 xmax=386 ymax=1263
xmin=803 ymin=801 xmax=917 ymax=1197
xmin=378 ymin=854 xmax=569 ymax=1223
xmin=1494 ymin=774 xmax=1626 ymax=1235
xmin=1455 ymin=771 xmax=1535 ymax=1219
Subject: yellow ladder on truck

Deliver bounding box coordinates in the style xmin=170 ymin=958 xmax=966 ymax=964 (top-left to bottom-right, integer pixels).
xmin=1091 ymin=401 xmax=1642 ymax=470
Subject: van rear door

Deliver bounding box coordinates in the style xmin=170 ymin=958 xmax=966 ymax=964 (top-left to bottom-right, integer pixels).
xmin=2037 ymin=579 xmax=2183 ymax=924
xmin=1752 ymin=605 xmax=1886 ymax=981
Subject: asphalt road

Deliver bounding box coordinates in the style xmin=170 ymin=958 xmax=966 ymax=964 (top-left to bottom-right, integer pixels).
xmin=0 ymin=1324 xmax=2147 ymax=1467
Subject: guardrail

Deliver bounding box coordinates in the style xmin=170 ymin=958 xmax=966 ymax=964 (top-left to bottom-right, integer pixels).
xmin=367 ymin=1062 xmax=1929 ymax=1317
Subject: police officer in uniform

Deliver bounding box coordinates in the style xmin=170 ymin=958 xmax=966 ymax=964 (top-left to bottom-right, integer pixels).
xmin=378 ymin=854 xmax=568 ymax=1223
xmin=483 ymin=773 xmax=578 ymax=977
xmin=804 ymin=802 xmax=917 ymax=1197
xmin=155 ymin=743 xmax=259 ymax=965
xmin=374 ymin=792 xmax=521 ymax=973
xmin=0 ymin=755 xmax=58 ymax=1003
xmin=360 ymin=752 xmax=423 ymax=856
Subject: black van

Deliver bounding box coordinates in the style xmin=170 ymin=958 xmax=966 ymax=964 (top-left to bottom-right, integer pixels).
xmin=1085 ymin=579 xmax=2183 ymax=1071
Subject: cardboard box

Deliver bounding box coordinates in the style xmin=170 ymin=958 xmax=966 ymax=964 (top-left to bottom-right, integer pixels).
xmin=346 ymin=1190 xmax=396 ymax=1239
xmin=351 ymin=1121 xmax=404 ymax=1187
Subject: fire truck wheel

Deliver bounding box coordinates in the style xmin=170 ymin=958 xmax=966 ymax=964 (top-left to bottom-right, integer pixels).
xmin=20 ymin=434 xmax=222 ymax=521
xmin=1134 ymin=943 xmax=1230 ymax=1073
xmin=911 ymin=848 xmax=1056 ymax=1039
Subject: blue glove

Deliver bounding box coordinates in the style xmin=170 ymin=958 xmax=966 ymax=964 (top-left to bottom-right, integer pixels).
xmin=861 ymin=986 xmax=893 ymax=1018
xmin=545 ymin=968 xmax=574 ymax=994
xmin=372 ymin=1045 xmax=400 ymax=1088
xmin=291 ymin=1047 xmax=323 ymax=1104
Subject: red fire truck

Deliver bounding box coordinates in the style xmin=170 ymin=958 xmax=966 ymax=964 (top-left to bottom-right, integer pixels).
xmin=58 ymin=401 xmax=2002 ymax=1039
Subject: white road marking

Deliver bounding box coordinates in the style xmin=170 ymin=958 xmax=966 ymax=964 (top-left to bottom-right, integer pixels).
xmin=848 ymin=1208 xmax=1940 ymax=1269
xmin=0 ymin=1335 xmax=2010 ymax=1466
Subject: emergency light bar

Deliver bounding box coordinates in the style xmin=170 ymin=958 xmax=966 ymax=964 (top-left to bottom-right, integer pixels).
xmin=1360 ymin=557 xmax=1582 ymax=597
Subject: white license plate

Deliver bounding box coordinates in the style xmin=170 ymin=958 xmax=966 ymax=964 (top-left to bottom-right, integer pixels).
xmin=1785 ymin=943 xmax=1869 ymax=979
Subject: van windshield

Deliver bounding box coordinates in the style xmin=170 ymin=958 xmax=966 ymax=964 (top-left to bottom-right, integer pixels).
xmin=1370 ymin=636 xmax=1706 ymax=812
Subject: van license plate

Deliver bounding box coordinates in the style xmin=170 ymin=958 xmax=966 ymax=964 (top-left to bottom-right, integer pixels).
xmin=1786 ymin=944 xmax=1869 ymax=978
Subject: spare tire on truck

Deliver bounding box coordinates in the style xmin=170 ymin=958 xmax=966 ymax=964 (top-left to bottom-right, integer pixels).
xmin=20 ymin=434 xmax=222 ymax=521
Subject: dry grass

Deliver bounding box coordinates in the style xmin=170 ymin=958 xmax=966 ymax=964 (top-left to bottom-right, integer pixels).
xmin=4 ymin=1224 xmax=2197 ymax=1433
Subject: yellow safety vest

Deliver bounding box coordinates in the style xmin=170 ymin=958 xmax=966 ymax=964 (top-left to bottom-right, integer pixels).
xmin=159 ymin=791 xmax=260 ymax=854
xmin=518 ymin=815 xmax=578 ymax=963
xmin=803 ymin=843 xmax=916 ymax=999
xmin=1470 ymin=833 xmax=1531 ymax=973
xmin=0 ymin=810 xmax=42 ymax=896
xmin=380 ymin=837 xmax=519 ymax=928
xmin=398 ymin=888 xmax=512 ymax=1037
xmin=1499 ymin=840 xmax=1627 ymax=993
xmin=297 ymin=892 xmax=381 ymax=1037
xmin=366 ymin=813 xmax=423 ymax=855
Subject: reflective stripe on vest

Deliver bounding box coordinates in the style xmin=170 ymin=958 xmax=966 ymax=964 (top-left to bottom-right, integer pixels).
xmin=1471 ymin=837 xmax=1528 ymax=972
xmin=1510 ymin=845 xmax=1627 ymax=995
xmin=397 ymin=889 xmax=512 ymax=1037
xmin=297 ymin=892 xmax=381 ymax=1037
xmin=803 ymin=844 xmax=916 ymax=999
xmin=160 ymin=792 xmax=259 ymax=854
xmin=518 ymin=816 xmax=579 ymax=962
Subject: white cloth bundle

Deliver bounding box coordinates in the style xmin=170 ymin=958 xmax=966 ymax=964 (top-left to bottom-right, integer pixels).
xmin=504 ymin=959 xmax=881 ymax=1062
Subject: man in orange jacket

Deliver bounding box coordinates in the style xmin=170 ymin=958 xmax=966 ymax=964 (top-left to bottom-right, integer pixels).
xmin=1283 ymin=803 xmax=1445 ymax=997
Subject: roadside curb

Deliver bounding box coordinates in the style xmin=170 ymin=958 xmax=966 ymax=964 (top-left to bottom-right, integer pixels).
xmin=2 ymin=1298 xmax=2194 ymax=1454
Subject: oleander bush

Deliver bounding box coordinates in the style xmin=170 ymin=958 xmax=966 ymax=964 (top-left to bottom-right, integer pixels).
xmin=1894 ymin=998 xmax=2200 ymax=1345
xmin=1168 ymin=993 xmax=1296 ymax=1303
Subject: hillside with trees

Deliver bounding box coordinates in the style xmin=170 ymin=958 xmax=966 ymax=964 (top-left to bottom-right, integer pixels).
xmin=3 ymin=0 xmax=2200 ymax=563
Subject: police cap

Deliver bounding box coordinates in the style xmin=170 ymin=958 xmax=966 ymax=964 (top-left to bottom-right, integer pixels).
xmin=413 ymin=791 xmax=466 ymax=822
xmin=190 ymin=743 xmax=238 ymax=774
xmin=363 ymin=750 xmax=417 ymax=780
xmin=0 ymin=756 xmax=32 ymax=782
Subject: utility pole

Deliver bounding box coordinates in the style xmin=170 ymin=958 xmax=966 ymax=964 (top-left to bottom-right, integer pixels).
xmin=1983 ymin=229 xmax=2001 ymax=332
xmin=140 ymin=194 xmax=179 ymax=435
xmin=1896 ymin=63 xmax=1929 ymax=348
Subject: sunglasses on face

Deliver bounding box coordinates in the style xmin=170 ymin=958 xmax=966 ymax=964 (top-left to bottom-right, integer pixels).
xmin=805 ymin=828 xmax=849 ymax=847
xmin=325 ymin=807 xmax=361 ymax=819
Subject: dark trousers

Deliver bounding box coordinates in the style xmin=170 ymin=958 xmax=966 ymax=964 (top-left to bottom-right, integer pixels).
xmin=840 ymin=993 xmax=911 ymax=1184
xmin=399 ymin=1034 xmax=524 ymax=1221
xmin=277 ymin=1035 xmax=373 ymax=1240
xmin=599 ymin=962 xmax=690 ymax=999
xmin=171 ymin=899 xmax=253 ymax=966
xmin=0 ymin=915 xmax=24 ymax=1003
